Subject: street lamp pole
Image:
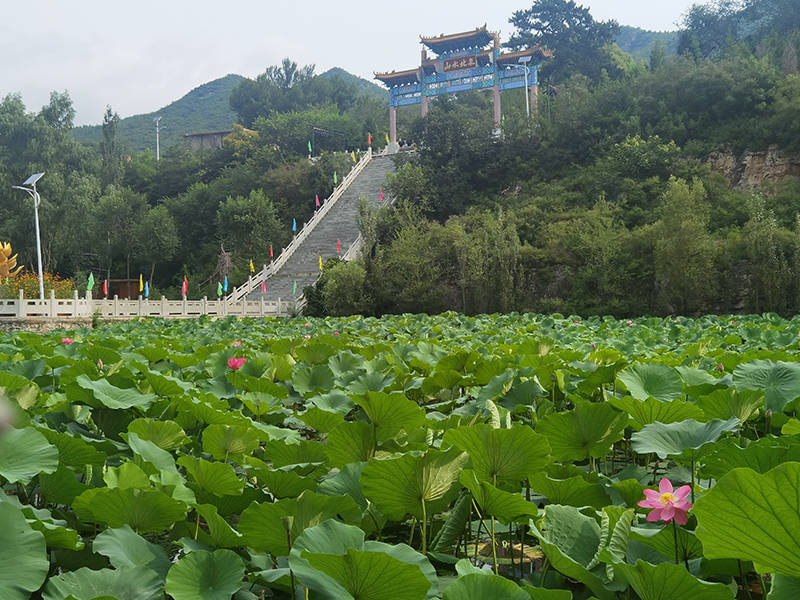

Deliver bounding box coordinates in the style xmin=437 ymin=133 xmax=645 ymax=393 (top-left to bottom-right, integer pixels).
xmin=12 ymin=172 xmax=46 ymax=300
xmin=154 ymin=116 xmax=163 ymax=161
xmin=519 ymin=56 xmax=532 ymax=122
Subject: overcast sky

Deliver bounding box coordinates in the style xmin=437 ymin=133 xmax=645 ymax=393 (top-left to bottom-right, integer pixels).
xmin=1 ymin=1 xmax=700 ymax=126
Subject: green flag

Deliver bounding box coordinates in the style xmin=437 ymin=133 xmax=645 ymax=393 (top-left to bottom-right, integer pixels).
xmin=87 ymin=272 xmax=94 ymax=291
xmin=292 ymin=280 xmax=297 ymax=295
xmin=217 ymin=281 xmax=222 ymax=297
xmin=333 ymin=171 xmax=338 ymax=185
xmin=308 ymin=140 xmax=312 ymax=154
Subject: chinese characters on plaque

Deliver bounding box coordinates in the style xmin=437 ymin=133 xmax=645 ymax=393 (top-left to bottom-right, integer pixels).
xmin=442 ymin=56 xmax=478 ymax=72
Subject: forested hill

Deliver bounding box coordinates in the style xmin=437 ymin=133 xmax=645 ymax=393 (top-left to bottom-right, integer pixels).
xmin=72 ymin=74 xmax=245 ymax=152
xmin=318 ymin=68 xmax=387 ymax=101
xmin=615 ymin=26 xmax=679 ymax=60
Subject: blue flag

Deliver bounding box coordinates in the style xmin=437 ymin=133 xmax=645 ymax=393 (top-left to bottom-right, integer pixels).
xmin=292 ymin=218 xmax=297 ymax=232
xmin=223 ymin=275 xmax=228 ymax=292
xmin=144 ymin=280 xmax=149 ymax=298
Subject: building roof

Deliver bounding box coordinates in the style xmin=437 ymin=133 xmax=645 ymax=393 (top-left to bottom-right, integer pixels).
xmin=374 ymin=68 xmax=420 ymax=87
xmin=495 ymin=46 xmax=554 ymax=67
xmin=420 ymin=25 xmax=496 ymax=54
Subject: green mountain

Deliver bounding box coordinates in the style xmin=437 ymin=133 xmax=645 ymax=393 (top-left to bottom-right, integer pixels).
xmin=615 ymin=26 xmax=679 ymax=61
xmin=318 ymin=67 xmax=388 ymax=101
xmin=72 ymin=74 xmax=245 ymax=152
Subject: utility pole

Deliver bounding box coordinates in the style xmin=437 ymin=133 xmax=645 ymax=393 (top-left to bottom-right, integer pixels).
xmin=154 ymin=116 xmax=163 ymax=161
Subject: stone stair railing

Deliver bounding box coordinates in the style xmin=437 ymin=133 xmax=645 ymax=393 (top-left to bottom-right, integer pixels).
xmin=227 ymin=147 xmax=373 ymax=303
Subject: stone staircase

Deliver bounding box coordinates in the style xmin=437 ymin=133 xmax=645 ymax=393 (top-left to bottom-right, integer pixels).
xmin=236 ymin=152 xmax=396 ymax=305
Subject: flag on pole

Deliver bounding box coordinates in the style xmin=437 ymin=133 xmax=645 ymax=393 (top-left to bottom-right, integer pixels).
xmin=261 ymin=279 xmax=266 ymax=294
xmin=350 ymin=151 xmax=356 ymax=163
xmin=87 ymin=272 xmax=94 ymax=291
xmin=292 ymin=280 xmax=297 ymax=295
xmin=139 ymin=274 xmax=143 ymax=293
xmin=102 ymin=279 xmax=108 ymax=296
xmin=292 ymin=218 xmax=297 ymax=232
xmin=249 ymin=259 xmax=255 ymax=273
xmin=181 ymin=275 xmax=188 ymax=298
xmin=315 ymin=194 xmax=320 ymax=207
xmin=269 ymin=244 xmax=273 ymax=259
xmin=337 ymin=239 xmax=341 ymax=253
xmin=144 ymin=281 xmax=149 ymax=298
xmin=368 ymin=132 xmax=372 ymax=146
xmin=333 ymin=171 xmax=338 ymax=185
xmin=308 ymin=140 xmax=312 ymax=154
xmin=385 ymin=132 xmax=390 ymax=144
xmin=319 ymin=256 xmax=323 ymax=271
xmin=217 ymin=282 xmax=222 ymax=297
xmin=223 ymin=275 xmax=228 ymax=292
xmin=379 ymin=188 xmax=383 ymax=203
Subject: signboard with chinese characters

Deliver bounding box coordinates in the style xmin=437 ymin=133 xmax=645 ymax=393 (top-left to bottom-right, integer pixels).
xmin=442 ymin=56 xmax=477 ymax=72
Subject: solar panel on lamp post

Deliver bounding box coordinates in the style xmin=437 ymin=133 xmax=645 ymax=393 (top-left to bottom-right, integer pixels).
xmin=12 ymin=172 xmax=46 ymax=300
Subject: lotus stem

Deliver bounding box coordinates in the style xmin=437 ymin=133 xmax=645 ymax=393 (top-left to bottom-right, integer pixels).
xmin=490 ymin=514 xmax=498 ymax=575
xmin=409 ymin=516 xmax=417 ymax=547
xmin=421 ymin=498 xmax=427 ymax=555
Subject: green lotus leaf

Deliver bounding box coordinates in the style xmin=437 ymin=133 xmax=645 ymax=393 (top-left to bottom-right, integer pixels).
xmin=93 ymin=524 xmax=171 ymax=578
xmin=194 ymin=503 xmax=243 ymax=548
xmin=608 ymin=395 xmax=705 ymax=430
xmin=255 ymin=467 xmax=317 ymax=499
xmin=519 ymin=583 xmax=574 ymax=599
xmin=75 ymin=374 xmax=158 ymax=409
xmin=0 ymin=426 xmax=58 ymax=484
xmin=295 ymin=341 xmax=338 ymax=365
xmin=613 ymin=560 xmax=734 ymax=600
xmin=443 ymin=423 xmax=551 ymax=488
xmin=318 ymin=462 xmax=368 ymax=510
xmin=346 ymin=370 xmax=396 ymax=395
xmin=326 ymin=421 xmax=375 ymax=467
xmin=124 ymin=431 xmax=180 ymax=475
xmin=292 ymin=363 xmax=335 ymax=397
xmin=769 ymin=574 xmax=800 ymax=600
xmin=73 ymin=487 xmax=188 ymax=533
xmin=301 ymin=547 xmax=431 ymax=600
xmin=733 ymin=359 xmax=800 ymax=412
xmin=0 ymin=502 xmax=49 ymax=600
xmin=696 ymin=388 xmax=764 ymax=423
xmin=531 ymin=472 xmax=612 ymax=509
xmin=700 ymin=436 xmax=800 ymax=480
xmin=362 ymin=448 xmax=468 ymax=521
xmin=528 ymin=504 xmax=616 ymax=600
xmin=298 ymin=406 xmax=346 ymax=433
xmin=165 ymin=549 xmax=245 ymax=600
xmin=537 ymin=402 xmax=627 ymax=463
xmin=617 ymin=362 xmax=684 ymax=402
xmin=127 ymin=418 xmax=190 ymax=450
xmin=177 ymin=455 xmax=243 ymax=496
xmin=694 ymin=462 xmax=800 ymax=576
xmin=631 ymin=417 xmax=740 ymax=459
xmin=263 ymin=438 xmax=328 ymax=469
xmin=430 ymin=493 xmax=472 ymax=554
xmin=201 ymin=422 xmax=260 ymax=461
xmin=37 ymin=427 xmax=107 ymax=468
xmin=144 ymin=370 xmax=192 ymax=397
xmin=43 ymin=566 xmax=162 ymax=600
xmin=352 ymin=391 xmax=427 ymax=442
xmin=239 ymin=490 xmax=361 ymax=556
xmin=104 ymin=461 xmax=150 ymax=489
xmin=460 ymin=470 xmax=538 ymax=523
xmin=442 ymin=572 xmax=530 ymax=600
xmin=310 ymin=390 xmax=354 ymax=414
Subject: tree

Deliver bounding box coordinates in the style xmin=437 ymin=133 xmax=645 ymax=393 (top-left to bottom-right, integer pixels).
xmin=216 ymin=189 xmax=283 ymax=264
xmin=135 ymin=205 xmax=179 ymax=284
xmin=321 ymin=260 xmax=369 ymax=315
xmin=101 ymin=106 xmax=124 ymax=188
xmin=265 ymin=58 xmax=315 ymax=90
xmin=506 ymin=0 xmax=620 ymax=82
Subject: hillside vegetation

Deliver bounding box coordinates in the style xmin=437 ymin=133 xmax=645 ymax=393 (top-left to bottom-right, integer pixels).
xmin=2 ymin=0 xmax=800 ymax=318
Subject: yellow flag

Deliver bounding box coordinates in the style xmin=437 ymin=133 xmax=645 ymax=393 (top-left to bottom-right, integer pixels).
xmin=385 ymin=133 xmax=390 ymax=144
xmin=319 ymin=256 xmax=323 ymax=271
xmin=351 ymin=151 xmax=356 ymax=163
xmin=249 ymin=259 xmax=255 ymax=273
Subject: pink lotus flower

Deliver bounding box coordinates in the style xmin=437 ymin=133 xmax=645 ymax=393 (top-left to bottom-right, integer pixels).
xmin=97 ymin=359 xmax=103 ymax=370
xmin=638 ymin=478 xmax=692 ymax=525
xmin=304 ymin=322 xmax=310 ymax=327
xmin=61 ymin=337 xmax=74 ymax=345
xmin=227 ymin=357 xmax=246 ymax=370
xmin=304 ymin=334 xmax=311 ymax=339
xmin=334 ymin=331 xmax=340 ymax=335
xmin=231 ymin=341 xmax=242 ymax=347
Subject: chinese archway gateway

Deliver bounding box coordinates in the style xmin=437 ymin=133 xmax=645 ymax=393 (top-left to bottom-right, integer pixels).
xmin=375 ymin=25 xmax=552 ymax=144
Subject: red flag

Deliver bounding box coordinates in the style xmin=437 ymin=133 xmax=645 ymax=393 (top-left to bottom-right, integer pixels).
xmin=368 ymin=132 xmax=372 ymax=146
xmin=181 ymin=275 xmax=188 ymax=298
xmin=261 ymin=279 xmax=266 ymax=294
xmin=379 ymin=188 xmax=383 ymax=203
xmin=315 ymin=194 xmax=320 ymax=207
xmin=337 ymin=239 xmax=341 ymax=253
xmin=103 ymin=279 xmax=107 ymax=296
xmin=269 ymin=245 xmax=273 ymax=258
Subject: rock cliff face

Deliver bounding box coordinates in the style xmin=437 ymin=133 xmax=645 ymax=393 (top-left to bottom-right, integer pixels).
xmin=707 ymin=145 xmax=800 ymax=189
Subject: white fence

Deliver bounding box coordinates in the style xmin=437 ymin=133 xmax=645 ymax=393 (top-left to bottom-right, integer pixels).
xmin=0 ymin=290 xmax=296 ymax=319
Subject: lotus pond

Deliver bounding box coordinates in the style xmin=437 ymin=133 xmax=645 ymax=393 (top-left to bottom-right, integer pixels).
xmin=3 ymin=312 xmax=800 ymax=599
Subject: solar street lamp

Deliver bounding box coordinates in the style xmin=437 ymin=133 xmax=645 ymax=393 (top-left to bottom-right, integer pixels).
xmin=12 ymin=172 xmax=46 ymax=300
xmin=519 ymin=56 xmax=532 ymax=122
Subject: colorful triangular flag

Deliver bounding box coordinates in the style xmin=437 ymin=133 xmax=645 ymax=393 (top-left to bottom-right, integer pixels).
xmin=181 ymin=275 xmax=188 ymax=298
xmin=261 ymin=279 xmax=266 ymax=294
xmin=269 ymin=244 xmax=273 ymax=259
xmin=292 ymin=218 xmax=297 ymax=232
xmin=319 ymin=256 xmax=323 ymax=271
xmin=385 ymin=132 xmax=390 ymax=144
xmin=333 ymin=171 xmax=338 ymax=185
xmin=87 ymin=272 xmax=94 ymax=291
xmin=144 ymin=280 xmax=149 ymax=298
xmin=368 ymin=132 xmax=372 ymax=146
xmin=337 ymin=239 xmax=341 ymax=253
xmin=223 ymin=275 xmax=228 ymax=292
xmin=249 ymin=259 xmax=255 ymax=273
xmin=379 ymin=188 xmax=383 ymax=203
xmin=350 ymin=151 xmax=356 ymax=163
xmin=217 ymin=281 xmax=222 ymax=297
xmin=102 ymin=279 xmax=108 ymax=296
xmin=315 ymin=194 xmax=320 ymax=207
xmin=308 ymin=140 xmax=312 ymax=154
xmin=292 ymin=280 xmax=297 ymax=295
xmin=139 ymin=274 xmax=143 ymax=293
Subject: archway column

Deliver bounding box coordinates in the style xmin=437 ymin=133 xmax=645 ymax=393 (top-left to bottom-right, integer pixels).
xmin=389 ymin=106 xmax=397 ymax=144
